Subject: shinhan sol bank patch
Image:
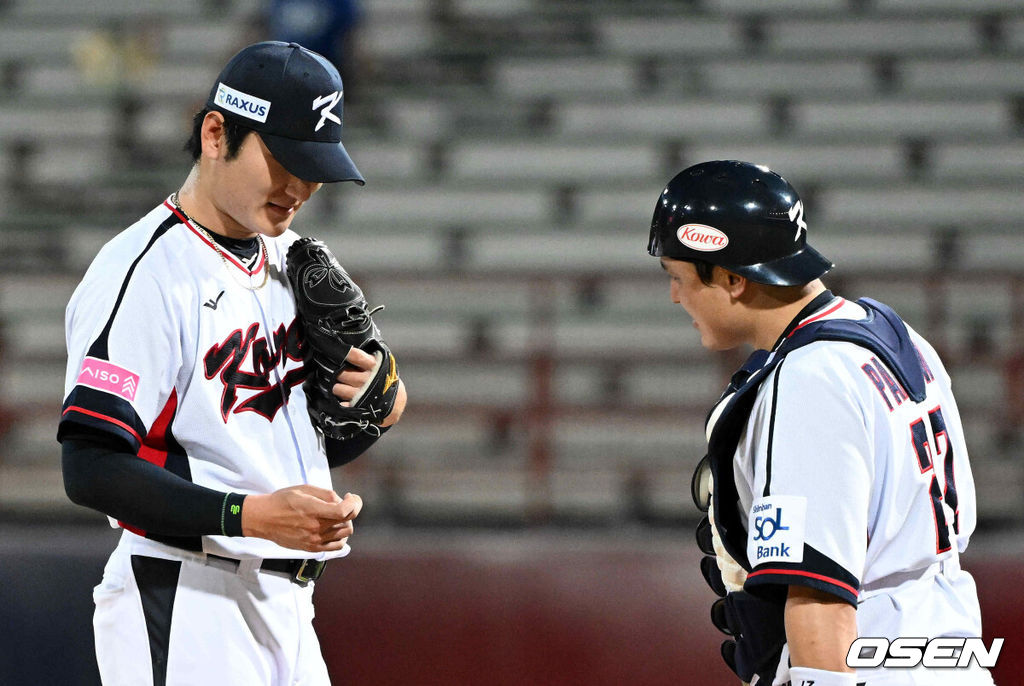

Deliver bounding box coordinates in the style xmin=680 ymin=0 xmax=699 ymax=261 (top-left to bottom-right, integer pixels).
xmin=747 ymin=495 xmax=806 ymax=565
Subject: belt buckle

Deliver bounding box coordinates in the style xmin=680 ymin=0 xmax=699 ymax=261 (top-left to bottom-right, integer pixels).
xmin=294 ymin=559 xmax=326 ymax=586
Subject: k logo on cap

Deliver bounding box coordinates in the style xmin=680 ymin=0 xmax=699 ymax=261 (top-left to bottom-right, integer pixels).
xmin=313 ymin=91 xmax=343 ymax=132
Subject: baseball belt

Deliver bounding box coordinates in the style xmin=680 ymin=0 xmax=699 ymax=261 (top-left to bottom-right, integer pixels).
xmin=208 ymin=554 xmax=327 ymax=587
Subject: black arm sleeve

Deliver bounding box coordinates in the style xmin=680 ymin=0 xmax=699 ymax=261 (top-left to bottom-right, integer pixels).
xmin=325 ymin=426 xmax=388 ymax=468
xmin=62 ymin=432 xmax=232 ymax=537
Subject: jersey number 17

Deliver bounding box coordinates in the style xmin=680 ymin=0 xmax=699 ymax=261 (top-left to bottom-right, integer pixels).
xmin=909 ymin=406 xmax=960 ymax=555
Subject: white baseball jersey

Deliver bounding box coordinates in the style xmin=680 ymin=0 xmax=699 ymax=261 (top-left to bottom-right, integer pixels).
xmin=721 ymin=296 xmax=991 ymax=685
xmin=61 ymin=197 xmax=344 ymax=562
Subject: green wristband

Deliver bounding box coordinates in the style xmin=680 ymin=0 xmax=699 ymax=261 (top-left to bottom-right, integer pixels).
xmin=221 ymin=492 xmax=247 ymax=537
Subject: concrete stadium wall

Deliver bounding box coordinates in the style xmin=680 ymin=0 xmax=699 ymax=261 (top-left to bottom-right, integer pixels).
xmin=1 ymin=524 xmax=1019 ymax=685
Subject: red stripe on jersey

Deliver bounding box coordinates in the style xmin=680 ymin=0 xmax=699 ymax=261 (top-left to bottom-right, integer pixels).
xmin=119 ymin=522 xmax=146 ymax=537
xmin=137 ymin=388 xmax=178 ymax=469
xmin=62 ymin=406 xmax=143 ymax=444
xmin=163 ymin=198 xmax=267 ymax=276
xmin=788 ymin=299 xmax=846 ymax=337
xmin=746 ymin=568 xmax=859 ymax=597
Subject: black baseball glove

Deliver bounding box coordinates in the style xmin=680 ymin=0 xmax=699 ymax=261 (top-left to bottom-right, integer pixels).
xmin=286 ymin=237 xmax=400 ymax=440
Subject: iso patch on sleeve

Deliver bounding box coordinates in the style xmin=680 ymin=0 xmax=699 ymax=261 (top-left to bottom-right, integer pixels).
xmin=747 ymin=495 xmax=807 ymax=565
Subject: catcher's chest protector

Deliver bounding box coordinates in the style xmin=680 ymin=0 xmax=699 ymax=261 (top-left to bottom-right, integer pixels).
xmin=705 ymin=298 xmax=928 ymax=570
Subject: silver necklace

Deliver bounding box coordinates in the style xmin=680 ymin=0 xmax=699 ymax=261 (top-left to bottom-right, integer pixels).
xmin=171 ymin=193 xmax=269 ymax=291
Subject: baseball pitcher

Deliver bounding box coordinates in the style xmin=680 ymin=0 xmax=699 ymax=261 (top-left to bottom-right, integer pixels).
xmin=59 ymin=42 xmax=406 ymax=685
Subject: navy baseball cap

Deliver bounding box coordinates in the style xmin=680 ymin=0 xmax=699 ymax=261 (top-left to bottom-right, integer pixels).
xmin=206 ymin=41 xmax=364 ymax=185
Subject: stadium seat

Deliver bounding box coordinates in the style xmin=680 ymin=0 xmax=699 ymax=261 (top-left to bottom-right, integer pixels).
xmin=767 ymin=18 xmax=979 ymax=56
xmin=705 ymin=0 xmax=848 ymax=11
xmin=0 ymin=362 xmax=64 ymax=405
xmin=557 ymin=100 xmax=769 ymax=138
xmin=874 ymin=0 xmax=1023 ymax=10
xmin=683 ymin=143 xmax=905 ymax=184
xmin=1007 ymin=18 xmax=1024 ymax=51
xmin=697 ymin=59 xmax=877 ymax=97
xmin=494 ymin=57 xmax=635 ymax=98
xmin=929 ymin=142 xmax=1024 ymax=181
xmin=7 ymin=0 xmax=203 ymax=18
xmin=902 ymin=58 xmax=1024 ymax=96
xmin=791 ymin=99 xmax=1012 ymax=138
xmin=361 ymin=18 xmax=438 ymax=59
xmin=0 ymin=103 xmax=111 ymax=143
xmin=819 ymin=186 xmax=1023 ymax=226
xmin=341 ymin=187 xmax=550 ymax=227
xmin=456 ymin=0 xmax=534 ymax=16
xmin=447 ymin=142 xmax=658 ymax=182
xmin=594 ymin=17 xmax=743 ymax=57
xmin=552 ymin=416 xmax=707 ymax=467
xmin=0 ymin=274 xmax=78 ymax=316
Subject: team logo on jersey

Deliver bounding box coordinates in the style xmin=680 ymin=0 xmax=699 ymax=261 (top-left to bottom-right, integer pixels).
xmin=203 ymin=319 xmax=306 ymax=422
xmin=747 ymin=495 xmax=806 ymax=565
xmin=214 ymin=82 xmax=271 ymax=123
xmin=312 ymin=91 xmax=342 ymax=131
xmin=677 ymin=224 xmax=729 ymax=252
xmin=76 ymin=357 xmax=141 ymax=403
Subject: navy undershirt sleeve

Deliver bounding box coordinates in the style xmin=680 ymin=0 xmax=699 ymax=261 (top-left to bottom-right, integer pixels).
xmin=62 ymin=424 xmax=384 ymax=533
xmin=325 ymin=427 xmax=387 ymax=468
xmin=63 ymin=412 xmax=383 ymax=537
xmin=61 ymin=429 xmax=228 ymax=536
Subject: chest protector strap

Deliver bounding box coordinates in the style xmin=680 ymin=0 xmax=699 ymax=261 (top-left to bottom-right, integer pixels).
xmin=706 ymin=298 xmax=928 ymax=569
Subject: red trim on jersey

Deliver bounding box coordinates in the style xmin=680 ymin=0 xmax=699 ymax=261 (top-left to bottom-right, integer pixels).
xmin=163 ymin=198 xmax=267 ymax=276
xmin=137 ymin=388 xmax=178 ymax=469
xmin=62 ymin=406 xmax=143 ymax=444
xmin=788 ymin=299 xmax=846 ymax=336
xmin=119 ymin=522 xmax=146 ymax=537
xmin=746 ymin=568 xmax=859 ymax=597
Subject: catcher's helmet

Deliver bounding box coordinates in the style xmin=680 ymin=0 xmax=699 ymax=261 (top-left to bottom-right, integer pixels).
xmin=648 ymin=160 xmax=833 ymax=286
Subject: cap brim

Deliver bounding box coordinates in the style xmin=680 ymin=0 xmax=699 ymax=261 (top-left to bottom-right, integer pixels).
xmin=727 ymin=242 xmax=834 ymax=286
xmin=261 ymin=133 xmax=365 ymax=185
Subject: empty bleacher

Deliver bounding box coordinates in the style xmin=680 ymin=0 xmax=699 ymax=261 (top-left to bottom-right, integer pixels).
xmin=1 ymin=0 xmax=1022 ymax=526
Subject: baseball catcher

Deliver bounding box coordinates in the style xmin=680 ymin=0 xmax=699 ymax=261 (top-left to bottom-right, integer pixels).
xmin=648 ymin=160 xmax=993 ymax=686
xmin=287 ymin=236 xmax=400 ymax=440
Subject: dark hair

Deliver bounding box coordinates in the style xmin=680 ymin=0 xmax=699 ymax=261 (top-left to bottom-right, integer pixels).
xmin=183 ymin=108 xmax=253 ymax=162
xmin=692 ymin=259 xmax=716 ymax=285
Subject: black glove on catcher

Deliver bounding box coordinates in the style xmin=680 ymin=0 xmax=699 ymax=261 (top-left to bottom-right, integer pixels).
xmin=286 ymin=237 xmax=399 ymax=440
xmin=696 ymin=514 xmax=787 ymax=685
